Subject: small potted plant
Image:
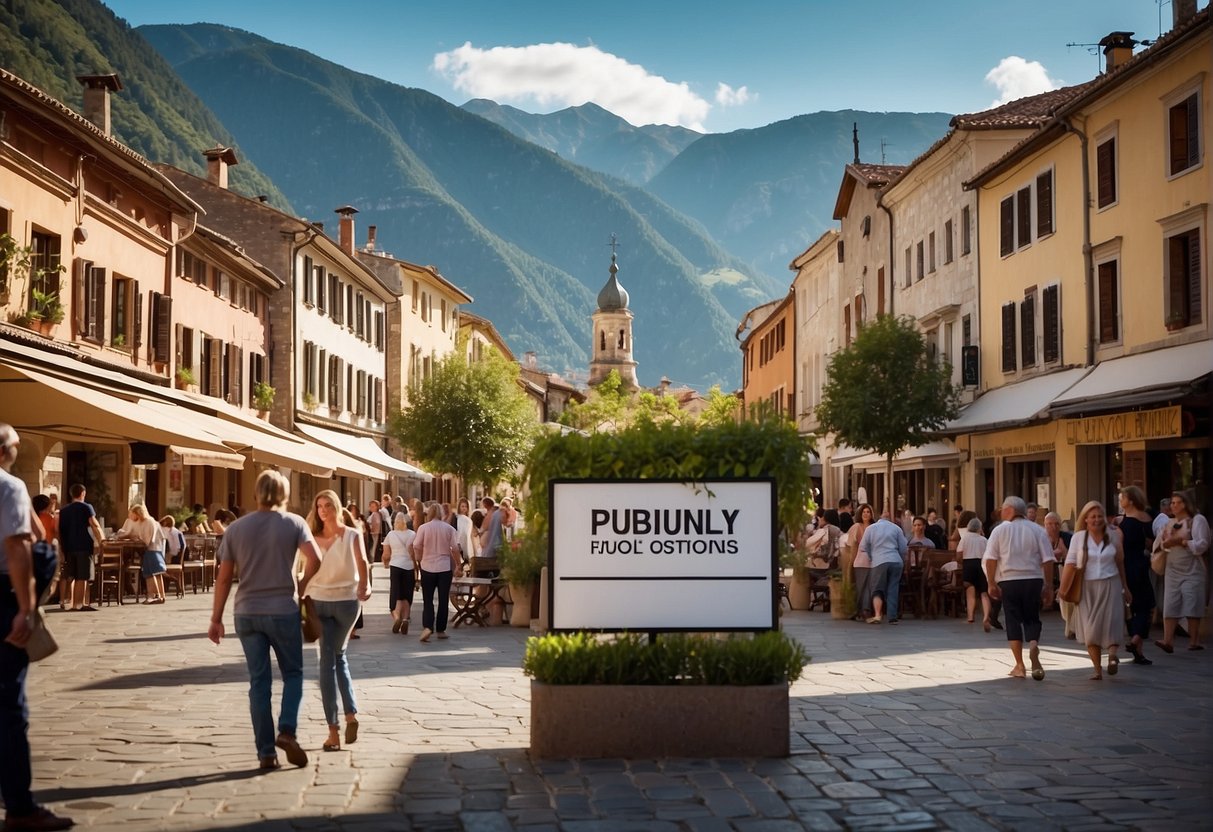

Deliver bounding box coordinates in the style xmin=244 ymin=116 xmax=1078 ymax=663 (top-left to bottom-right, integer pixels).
xmin=175 ymin=366 xmax=197 ymax=391
xmin=499 ymin=528 xmax=545 ymax=627
xmin=110 ymin=333 xmax=126 ymax=349
xmin=252 ymin=381 xmax=275 ymax=413
xmin=1165 ymin=311 xmax=1187 ymax=332
xmin=28 ymin=287 xmax=65 ymax=335
xmin=302 ymin=391 xmax=319 ymax=413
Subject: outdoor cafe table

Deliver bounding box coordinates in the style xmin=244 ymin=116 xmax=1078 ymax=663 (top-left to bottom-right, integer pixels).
xmin=96 ymin=539 xmax=145 ymax=604
xmin=450 ymin=576 xmax=507 ymax=627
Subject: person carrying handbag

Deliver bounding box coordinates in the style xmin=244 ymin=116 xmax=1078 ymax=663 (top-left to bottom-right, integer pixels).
xmin=0 ymin=424 xmax=73 ymax=830
xmin=1155 ymin=489 xmax=1209 ymax=654
xmin=1064 ymin=501 xmax=1130 ymax=680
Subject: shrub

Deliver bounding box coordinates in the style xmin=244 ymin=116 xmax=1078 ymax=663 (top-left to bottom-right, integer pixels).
xmin=523 ymin=631 xmax=809 ymax=686
xmin=500 ymin=529 xmax=545 ymax=586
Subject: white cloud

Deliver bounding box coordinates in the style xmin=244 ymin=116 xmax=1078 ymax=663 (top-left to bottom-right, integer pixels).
xmin=432 ymin=41 xmax=710 ymax=130
xmin=715 ymin=82 xmax=752 ymax=107
xmin=984 ymin=56 xmax=1061 ymax=106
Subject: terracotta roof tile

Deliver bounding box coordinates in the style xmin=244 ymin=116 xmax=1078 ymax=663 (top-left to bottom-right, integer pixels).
xmin=850 ymin=163 xmax=906 ymax=185
xmin=953 ymin=82 xmax=1098 ymax=130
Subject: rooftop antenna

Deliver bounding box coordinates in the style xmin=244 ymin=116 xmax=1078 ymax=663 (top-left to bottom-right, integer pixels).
xmin=852 ymin=122 xmax=860 ymax=164
xmin=1066 ymin=32 xmax=1154 ymax=74
xmin=1157 ymin=0 xmax=1169 ymax=39
xmin=880 ymin=137 xmax=891 ymax=164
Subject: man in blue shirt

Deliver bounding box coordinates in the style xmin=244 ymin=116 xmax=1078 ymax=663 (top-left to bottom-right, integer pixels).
xmin=860 ymin=513 xmax=909 ymax=624
xmin=58 ymin=484 xmax=103 ymax=612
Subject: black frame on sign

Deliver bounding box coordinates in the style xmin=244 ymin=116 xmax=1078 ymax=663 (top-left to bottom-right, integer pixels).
xmin=546 ymin=477 xmax=779 ymax=634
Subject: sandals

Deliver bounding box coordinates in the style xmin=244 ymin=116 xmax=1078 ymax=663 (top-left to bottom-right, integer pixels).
xmin=1107 ymin=655 xmax=1119 ymax=676
xmin=345 ymin=718 xmax=359 ymax=745
xmin=322 ymin=739 xmax=341 ymax=752
xmin=1029 ymin=644 xmax=1045 ymax=681
xmin=1154 ymin=640 xmax=1174 ymax=654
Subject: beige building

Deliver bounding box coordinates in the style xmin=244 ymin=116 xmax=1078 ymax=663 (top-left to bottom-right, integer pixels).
xmin=951 ymin=6 xmax=1211 ymax=522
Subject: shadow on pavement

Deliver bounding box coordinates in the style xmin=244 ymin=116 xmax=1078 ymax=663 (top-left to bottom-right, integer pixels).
xmin=39 ymin=767 xmax=265 ymax=802
xmin=70 ymin=662 xmax=247 ymax=690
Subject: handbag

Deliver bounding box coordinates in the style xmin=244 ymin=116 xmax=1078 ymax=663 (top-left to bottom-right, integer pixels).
xmin=25 ymin=607 xmax=58 ymax=662
xmin=1150 ymin=533 xmax=1168 ymax=576
xmin=1058 ymin=533 xmax=1087 ymax=605
xmin=300 ymin=596 xmax=321 ymax=643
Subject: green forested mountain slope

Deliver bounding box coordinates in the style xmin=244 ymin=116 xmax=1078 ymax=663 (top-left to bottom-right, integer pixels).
xmin=139 ymin=23 xmax=776 ymax=388
xmin=648 ymin=110 xmax=954 ymax=279
xmin=0 ymin=0 xmax=290 ymax=209
xmin=462 ymin=99 xmax=702 ymax=185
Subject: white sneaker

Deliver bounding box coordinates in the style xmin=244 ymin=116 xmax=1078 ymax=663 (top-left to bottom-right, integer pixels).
xmin=866 ymin=616 xmax=882 ymax=624
xmin=419 ymin=628 xmax=433 ymax=642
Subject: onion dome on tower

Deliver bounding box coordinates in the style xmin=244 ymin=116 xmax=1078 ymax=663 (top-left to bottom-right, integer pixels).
xmin=588 ymin=237 xmax=639 ymax=390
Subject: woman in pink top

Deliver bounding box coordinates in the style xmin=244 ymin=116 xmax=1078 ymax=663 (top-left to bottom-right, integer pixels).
xmin=304 ymin=490 xmax=370 ymax=751
xmin=411 ymin=502 xmax=462 ymax=642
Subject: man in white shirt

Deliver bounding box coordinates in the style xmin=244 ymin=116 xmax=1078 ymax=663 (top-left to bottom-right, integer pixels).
xmin=984 ymin=496 xmax=1055 ymax=681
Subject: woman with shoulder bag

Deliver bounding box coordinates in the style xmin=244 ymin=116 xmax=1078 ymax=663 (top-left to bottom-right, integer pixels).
xmin=1065 ymin=501 xmax=1130 ymax=680
xmin=1155 ymin=490 xmax=1209 ymax=654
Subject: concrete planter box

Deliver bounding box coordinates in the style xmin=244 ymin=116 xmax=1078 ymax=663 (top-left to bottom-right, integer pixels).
xmin=530 ymin=680 xmax=789 ymax=758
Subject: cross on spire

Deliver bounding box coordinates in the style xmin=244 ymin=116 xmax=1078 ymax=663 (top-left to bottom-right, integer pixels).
xmin=608 ymin=233 xmax=621 ymax=257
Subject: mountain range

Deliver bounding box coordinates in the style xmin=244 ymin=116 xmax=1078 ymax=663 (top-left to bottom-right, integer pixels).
xmin=4 ymin=0 xmax=955 ymax=390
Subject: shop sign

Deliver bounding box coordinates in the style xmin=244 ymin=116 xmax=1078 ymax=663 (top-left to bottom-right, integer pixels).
xmin=1065 ymin=406 xmax=1182 ymax=445
xmin=166 ymin=452 xmax=184 ymax=509
xmin=548 ymin=479 xmax=776 ymax=632
xmin=973 ymin=441 xmax=1056 ymax=460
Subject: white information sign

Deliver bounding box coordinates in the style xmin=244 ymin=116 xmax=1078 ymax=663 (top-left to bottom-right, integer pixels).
xmin=549 ymin=479 xmax=776 ymax=631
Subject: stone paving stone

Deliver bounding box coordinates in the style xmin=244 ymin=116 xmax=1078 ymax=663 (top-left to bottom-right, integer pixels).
xmin=821 ymin=780 xmax=882 ymax=799
xmin=652 ymin=801 xmax=713 ymax=821
xmin=789 ymin=809 xmax=843 ymax=831
xmin=681 ymin=818 xmax=735 ymax=832
xmin=702 ymin=787 xmax=753 ymax=818
xmin=732 ymin=820 xmax=806 ymax=832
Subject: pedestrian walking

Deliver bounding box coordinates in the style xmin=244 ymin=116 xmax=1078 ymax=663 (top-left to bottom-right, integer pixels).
xmin=0 ymin=425 xmax=74 ymax=831
xmin=412 ymin=502 xmax=462 ymax=642
xmin=208 ymin=470 xmax=322 ymax=770
xmin=383 ymin=513 xmax=416 ymax=634
xmin=859 ymin=512 xmax=907 ymax=624
xmin=1066 ymin=501 xmax=1130 ymax=680
xmin=1155 ymin=490 xmax=1209 ymax=654
xmin=1115 ymin=486 xmax=1156 ymax=664
xmin=304 ymin=491 xmax=370 ymax=753
xmin=957 ymin=515 xmax=991 ymax=626
xmin=57 ymin=484 xmax=102 ymax=612
xmin=983 ymin=496 xmax=1054 ymax=680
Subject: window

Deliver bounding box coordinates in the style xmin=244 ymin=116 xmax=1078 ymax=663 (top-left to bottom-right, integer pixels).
xmin=928 ymin=232 xmax=936 ymax=273
xmin=177 ymin=326 xmax=195 ymax=376
xmin=961 ymin=206 xmax=972 ymax=256
xmin=1042 ymin=284 xmax=1061 ymax=364
xmin=249 ymin=352 xmax=265 ymax=388
xmin=302 ymin=255 xmax=314 ymax=305
xmin=215 ymin=270 xmax=231 ymax=302
xmin=916 ymin=241 xmax=924 ymax=281
xmin=411 ymin=280 xmax=419 ymax=313
xmin=355 ymin=291 xmax=365 ymax=338
xmin=944 ymin=220 xmax=954 ymax=264
xmin=1168 ymin=91 xmax=1201 ymax=177
xmin=904 ymin=247 xmax=912 ymax=288
xmin=1166 ymin=227 xmax=1202 ymax=329
xmin=315 ymin=264 xmax=326 ymax=313
xmin=877 ymin=267 xmax=885 ymax=315
xmin=346 ymin=364 xmax=354 ymax=412
xmin=1001 ymin=302 xmax=1016 ymax=373
xmin=1016 ymin=186 xmax=1032 ymax=249
xmin=421 ymin=291 xmax=429 ymax=322
xmin=862 ymin=215 xmax=871 ymax=237
xmin=836 ymin=240 xmax=844 ymax=263
xmin=1020 ymin=290 xmax=1036 ymax=368
xmin=853 ymin=295 xmax=863 ymax=333
xmin=328 ymin=355 xmax=343 ymax=408
xmin=226 ymin=344 xmax=243 ymax=406
xmin=111 ymin=276 xmax=132 ymax=348
xmin=29 ymin=230 xmax=61 ymax=300
xmin=1035 ymin=171 xmax=1053 ymax=237
xmin=317 ymin=349 xmax=325 ymax=398
xmin=1097 ymin=260 xmax=1120 ymax=344
xmin=440 ymin=299 xmax=448 ymax=332
xmin=0 ymin=210 xmax=9 ymax=295
xmin=346 ymin=284 xmax=354 ymax=332
xmin=1000 ymin=197 xmax=1014 ymax=256
xmin=374 ymin=310 xmax=385 ymax=351
xmin=962 ymin=315 xmax=971 ymax=347
xmin=1096 ymin=136 xmax=1117 ymax=208
xmin=843 ymin=303 xmax=852 ymax=347
xmin=302 ymin=341 xmax=316 ymax=398
xmin=356 ymin=370 xmax=367 ymax=417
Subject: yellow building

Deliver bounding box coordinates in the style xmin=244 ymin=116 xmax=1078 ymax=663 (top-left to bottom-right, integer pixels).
xmin=953 ymin=8 xmax=1211 ymax=522
xmin=738 ymin=291 xmax=794 ymax=420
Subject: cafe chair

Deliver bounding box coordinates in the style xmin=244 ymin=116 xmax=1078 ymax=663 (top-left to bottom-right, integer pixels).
xmin=94 ymin=549 xmax=123 ymax=606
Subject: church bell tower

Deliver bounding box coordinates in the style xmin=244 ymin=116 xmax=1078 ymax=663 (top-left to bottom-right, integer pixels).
xmin=588 ymin=237 xmax=639 ymax=390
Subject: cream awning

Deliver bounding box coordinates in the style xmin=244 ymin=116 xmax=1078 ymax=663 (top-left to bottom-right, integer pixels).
xmin=297 ymin=423 xmax=432 ymax=482
xmin=0 ymin=364 xmax=245 ymax=469
xmin=941 ymin=368 xmax=1089 ymax=434
xmin=847 ymin=440 xmax=961 ymax=472
xmin=1049 ymin=341 xmax=1213 ymax=416
xmin=137 ymin=400 xmax=333 ymax=478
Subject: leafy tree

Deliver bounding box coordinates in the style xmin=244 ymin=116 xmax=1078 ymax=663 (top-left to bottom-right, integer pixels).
xmin=391 ymin=347 xmax=537 ymax=489
xmin=814 ymin=315 xmax=960 ymax=513
xmin=559 ymin=369 xmax=685 ymax=432
xmin=699 ymin=385 xmax=741 ymax=427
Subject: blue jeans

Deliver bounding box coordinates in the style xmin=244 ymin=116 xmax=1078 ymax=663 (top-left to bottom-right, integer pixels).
xmin=0 ymin=637 xmax=35 ymax=817
xmin=871 ymin=560 xmax=904 ymax=620
xmin=234 ymin=613 xmax=304 ymax=759
xmin=313 ymin=599 xmax=361 ymax=726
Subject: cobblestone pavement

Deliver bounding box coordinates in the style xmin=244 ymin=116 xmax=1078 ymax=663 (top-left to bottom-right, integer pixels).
xmin=23 ymin=578 xmax=1213 ymax=831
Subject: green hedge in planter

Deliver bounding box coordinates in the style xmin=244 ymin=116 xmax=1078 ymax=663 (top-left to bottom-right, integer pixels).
xmin=524 ymin=631 xmax=809 ymax=686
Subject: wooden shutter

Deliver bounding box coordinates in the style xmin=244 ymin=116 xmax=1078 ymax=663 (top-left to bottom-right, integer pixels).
xmin=1097 ymin=261 xmax=1119 ymax=343
xmin=315 ymin=265 xmax=326 ymax=312
xmin=132 ymin=283 xmax=143 ymax=349
xmin=1016 ymin=187 xmax=1032 ymax=247
xmin=1020 ymin=293 xmax=1036 ymax=367
xmin=999 ymin=198 xmax=1014 ymax=256
xmin=1188 ymin=230 xmax=1202 ymax=324
xmin=174 ymin=322 xmax=184 ymax=367
xmin=302 ymin=256 xmax=313 ymax=304
xmin=1096 ymin=139 xmax=1116 ymax=207
xmin=1170 ymin=94 xmax=1199 ymax=175
xmin=87 ymin=266 xmax=106 ymax=341
xmin=208 ymin=338 xmax=222 ymax=396
xmin=1035 ymin=172 xmax=1053 ymax=236
xmin=962 ymin=205 xmax=972 ymax=255
xmin=153 ymin=294 xmax=172 ymax=363
xmin=1042 ymin=285 xmax=1060 ymax=364
xmin=233 ymin=346 xmax=244 ymax=407
xmin=1001 ymin=302 xmax=1016 ymax=373
xmin=73 ymin=258 xmax=89 ymax=336
xmin=877 ymin=267 xmax=885 ymax=315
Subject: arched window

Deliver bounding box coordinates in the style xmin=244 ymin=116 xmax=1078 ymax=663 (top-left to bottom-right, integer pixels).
xmin=617 ymin=329 xmax=625 ymax=349
xmin=599 ymin=330 xmax=606 ymax=351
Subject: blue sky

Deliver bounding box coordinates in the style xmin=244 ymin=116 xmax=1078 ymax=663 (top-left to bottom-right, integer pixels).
xmin=104 ymin=0 xmax=1200 ymax=133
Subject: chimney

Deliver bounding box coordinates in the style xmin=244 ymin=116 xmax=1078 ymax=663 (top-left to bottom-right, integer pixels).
xmin=76 ymin=73 xmax=122 ymax=135
xmin=659 ymin=376 xmax=671 ymax=395
xmin=366 ymin=225 xmax=377 ymax=252
xmin=852 ymin=122 xmax=860 ymax=164
xmin=335 ymin=205 xmax=358 ymax=255
xmin=202 ymin=145 xmax=239 ymax=189
xmin=1174 ymin=0 xmax=1197 ymax=27
xmin=1099 ymin=31 xmax=1136 ymax=73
